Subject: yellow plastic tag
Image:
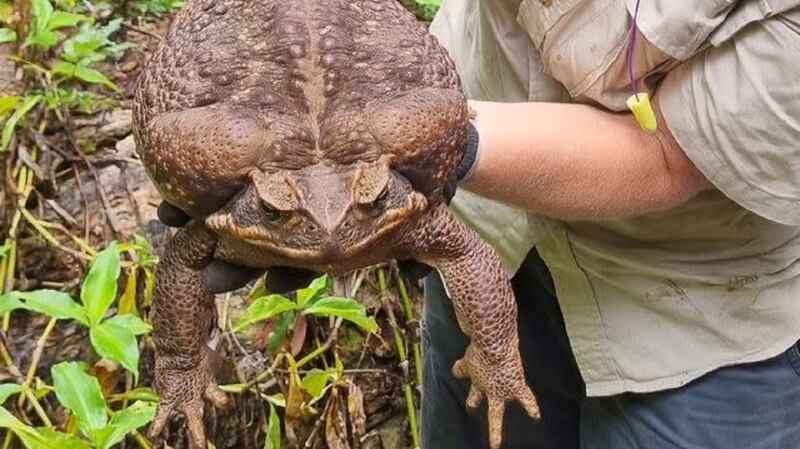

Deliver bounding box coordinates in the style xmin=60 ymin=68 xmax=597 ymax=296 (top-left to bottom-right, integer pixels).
xmin=626 ymin=92 xmax=658 ymax=134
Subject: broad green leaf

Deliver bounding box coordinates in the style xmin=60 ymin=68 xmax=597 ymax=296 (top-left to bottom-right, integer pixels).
xmin=300 ymin=369 xmax=336 ymax=402
xmin=46 ymin=11 xmax=90 ymax=31
xmin=0 ymin=97 xmax=19 ymax=117
xmin=51 ymin=61 xmax=116 ymax=90
xmin=0 ymin=384 xmax=23 ymax=403
xmin=90 ymin=320 xmax=140 ymax=379
xmin=105 ymin=314 xmax=151 ymax=335
xmin=1 ymin=95 xmax=42 ymax=152
xmin=296 ymin=275 xmax=330 ymax=308
xmin=0 ymin=407 xmax=49 ymax=446
xmin=268 ymin=311 xmax=295 ymax=353
xmin=30 ymin=429 xmax=92 ymax=449
xmin=96 ymin=401 xmax=156 ymax=449
xmin=0 ymin=27 xmax=15 ymax=43
xmin=24 ymin=30 xmax=57 ymax=49
xmin=13 ymin=290 xmax=89 ymax=325
xmin=263 ymin=403 xmax=281 ymax=449
xmin=51 ymin=362 xmax=108 ymax=436
xmin=81 ymin=242 xmax=120 ymax=325
xmin=0 ymin=409 xmax=77 ymax=449
xmin=303 ymin=297 xmax=378 ymax=333
xmin=234 ymin=294 xmax=298 ymax=332
xmin=0 ymin=293 xmax=24 ymax=315
xmin=30 ymin=0 xmax=54 ymax=33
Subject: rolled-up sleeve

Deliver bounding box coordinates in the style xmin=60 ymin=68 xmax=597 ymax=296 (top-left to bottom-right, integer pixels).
xmin=659 ymin=9 xmax=800 ymax=225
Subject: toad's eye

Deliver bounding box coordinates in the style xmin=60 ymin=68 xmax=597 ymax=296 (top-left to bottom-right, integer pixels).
xmin=261 ymin=202 xmax=283 ymax=223
xmin=374 ymin=188 xmax=390 ymax=206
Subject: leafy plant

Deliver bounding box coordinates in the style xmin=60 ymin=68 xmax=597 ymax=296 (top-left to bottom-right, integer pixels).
xmin=414 ymin=0 xmax=442 ymax=21
xmin=1 ymin=242 xmax=151 ymax=378
xmin=0 ymin=0 xmax=131 ymax=153
xmin=235 ymin=275 xmax=379 ymax=346
xmin=25 ymin=0 xmax=92 ymax=49
xmin=0 ymin=362 xmax=156 ymax=449
xmin=128 ymin=0 xmax=183 ymax=17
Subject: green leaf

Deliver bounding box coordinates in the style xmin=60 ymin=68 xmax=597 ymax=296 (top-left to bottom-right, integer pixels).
xmin=263 ymin=403 xmax=281 ymax=449
xmin=81 ymin=242 xmax=120 ymax=326
xmin=24 ymin=30 xmax=57 ymax=49
xmin=105 ymin=314 xmax=151 ymax=336
xmin=96 ymin=401 xmax=156 ymax=449
xmin=303 ymin=297 xmax=378 ymax=333
xmin=296 ymin=275 xmax=330 ymax=308
xmin=51 ymin=61 xmax=116 ymax=89
xmin=0 ymin=407 xmax=49 ymax=447
xmin=30 ymin=0 xmax=54 ymax=33
xmin=51 ymin=362 xmax=108 ymax=436
xmin=0 ymin=293 xmax=24 ymax=315
xmin=0 ymin=410 xmax=85 ymax=449
xmin=12 ymin=290 xmax=89 ymax=325
xmin=268 ymin=311 xmax=295 ymax=353
xmin=234 ymin=294 xmax=298 ymax=332
xmin=0 ymin=27 xmax=15 ymax=43
xmin=90 ymin=320 xmax=140 ymax=379
xmin=1 ymin=95 xmax=42 ymax=152
xmin=0 ymin=384 xmax=23 ymax=403
xmin=300 ymin=369 xmax=336 ymax=402
xmin=46 ymin=11 xmax=90 ymax=31
xmin=30 ymin=429 xmax=92 ymax=449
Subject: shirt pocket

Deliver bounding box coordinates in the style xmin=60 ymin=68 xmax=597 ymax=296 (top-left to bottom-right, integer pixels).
xmin=517 ymin=0 xmax=583 ymax=50
xmin=517 ymin=0 xmax=632 ymax=103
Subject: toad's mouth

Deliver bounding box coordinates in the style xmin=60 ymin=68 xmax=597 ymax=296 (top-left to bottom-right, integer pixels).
xmin=243 ymin=207 xmax=420 ymax=264
xmin=206 ymin=192 xmax=428 ymax=266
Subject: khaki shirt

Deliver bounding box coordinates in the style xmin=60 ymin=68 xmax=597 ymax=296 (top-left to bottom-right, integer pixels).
xmin=431 ymin=0 xmax=800 ymax=396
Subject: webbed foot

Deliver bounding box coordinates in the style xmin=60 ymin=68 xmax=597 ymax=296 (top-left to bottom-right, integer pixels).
xmin=452 ymin=343 xmax=540 ymax=449
xmin=149 ymin=351 xmax=230 ymax=449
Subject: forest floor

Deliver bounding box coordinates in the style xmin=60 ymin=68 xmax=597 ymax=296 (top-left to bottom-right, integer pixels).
xmin=0 ymin=2 xmax=440 ymax=448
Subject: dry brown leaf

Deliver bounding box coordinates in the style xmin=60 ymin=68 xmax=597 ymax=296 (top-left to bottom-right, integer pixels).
xmin=347 ymin=381 xmax=367 ymax=446
xmin=325 ymin=389 xmax=350 ymax=449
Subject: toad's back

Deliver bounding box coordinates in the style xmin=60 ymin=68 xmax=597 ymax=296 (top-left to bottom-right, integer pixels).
xmin=134 ymin=0 xmax=464 ymax=215
xmin=137 ymin=0 xmax=461 ymax=159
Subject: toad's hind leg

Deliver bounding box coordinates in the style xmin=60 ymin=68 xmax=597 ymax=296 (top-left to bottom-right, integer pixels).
xmin=148 ymin=223 xmax=230 ymax=449
xmin=406 ymin=205 xmax=540 ymax=449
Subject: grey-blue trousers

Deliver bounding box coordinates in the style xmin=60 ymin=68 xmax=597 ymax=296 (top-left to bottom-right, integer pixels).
xmin=421 ymin=249 xmax=800 ymax=449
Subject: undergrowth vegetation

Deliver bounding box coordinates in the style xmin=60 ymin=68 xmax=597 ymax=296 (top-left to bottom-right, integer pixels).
xmin=1 ymin=1 xmax=441 ymax=448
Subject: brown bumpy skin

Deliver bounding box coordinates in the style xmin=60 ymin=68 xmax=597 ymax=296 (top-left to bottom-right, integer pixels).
xmin=407 ymin=206 xmax=541 ymax=449
xmin=133 ymin=1 xmax=539 ymax=448
xmin=147 ymin=223 xmax=231 ymax=449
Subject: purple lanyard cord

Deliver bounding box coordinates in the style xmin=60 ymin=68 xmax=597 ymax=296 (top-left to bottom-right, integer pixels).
xmin=627 ymin=0 xmax=643 ymax=100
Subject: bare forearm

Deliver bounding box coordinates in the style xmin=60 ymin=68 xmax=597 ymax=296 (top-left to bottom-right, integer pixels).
xmin=464 ymin=100 xmax=709 ymax=220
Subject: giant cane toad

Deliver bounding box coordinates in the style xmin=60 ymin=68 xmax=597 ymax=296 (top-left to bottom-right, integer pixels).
xmin=133 ymin=1 xmax=540 ymax=447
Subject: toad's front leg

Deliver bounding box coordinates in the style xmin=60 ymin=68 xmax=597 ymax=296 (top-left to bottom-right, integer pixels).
xmin=149 ymin=223 xmax=230 ymax=449
xmin=407 ymin=205 xmax=540 ymax=449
